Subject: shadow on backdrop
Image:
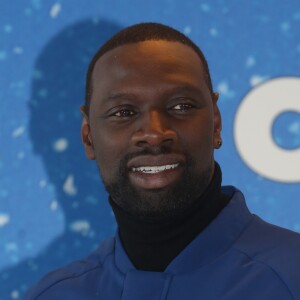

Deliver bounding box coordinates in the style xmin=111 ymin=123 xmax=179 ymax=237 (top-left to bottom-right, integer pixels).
xmin=0 ymin=19 xmax=122 ymax=299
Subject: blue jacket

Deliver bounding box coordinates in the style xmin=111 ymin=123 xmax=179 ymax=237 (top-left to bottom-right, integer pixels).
xmin=24 ymin=187 xmax=300 ymax=300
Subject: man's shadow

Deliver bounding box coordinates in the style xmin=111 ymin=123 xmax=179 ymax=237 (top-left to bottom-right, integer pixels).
xmin=0 ymin=19 xmax=122 ymax=299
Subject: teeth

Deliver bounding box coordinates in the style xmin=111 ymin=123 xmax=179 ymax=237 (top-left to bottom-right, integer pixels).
xmin=132 ymin=164 xmax=179 ymax=174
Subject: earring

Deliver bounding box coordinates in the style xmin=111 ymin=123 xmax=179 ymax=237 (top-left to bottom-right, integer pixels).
xmin=214 ymin=137 xmax=222 ymax=149
xmin=214 ymin=129 xmax=222 ymax=149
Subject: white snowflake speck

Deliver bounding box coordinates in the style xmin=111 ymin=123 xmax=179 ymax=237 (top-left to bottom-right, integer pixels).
xmin=39 ymin=179 xmax=47 ymax=188
xmin=217 ymin=82 xmax=229 ymax=94
xmin=217 ymin=81 xmax=235 ymax=98
xmin=50 ymin=200 xmax=58 ymax=211
xmin=280 ymin=21 xmax=290 ymax=32
xmin=209 ymin=28 xmax=218 ymax=37
xmin=63 ymin=174 xmax=77 ymax=196
xmin=250 ymin=75 xmax=267 ymax=87
xmin=13 ymin=47 xmax=23 ymax=54
xmin=4 ymin=24 xmax=13 ymax=33
xmin=183 ymin=26 xmax=191 ymax=35
xmin=69 ymin=220 xmax=90 ymax=234
xmin=11 ymin=290 xmax=19 ymax=299
xmin=12 ymin=126 xmax=25 ymax=138
xmin=50 ymin=3 xmax=61 ymax=18
xmin=0 ymin=213 xmax=10 ymax=227
xmin=200 ymin=3 xmax=211 ymax=12
xmin=0 ymin=50 xmax=7 ymax=60
xmin=294 ymin=12 xmax=300 ymax=20
xmin=5 ymin=243 xmax=18 ymax=252
xmin=246 ymin=56 xmax=256 ymax=68
xmin=17 ymin=152 xmax=25 ymax=160
xmin=53 ymin=138 xmax=68 ymax=152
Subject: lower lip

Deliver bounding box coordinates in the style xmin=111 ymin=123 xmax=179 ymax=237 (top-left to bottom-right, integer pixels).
xmin=129 ymin=166 xmax=183 ymax=190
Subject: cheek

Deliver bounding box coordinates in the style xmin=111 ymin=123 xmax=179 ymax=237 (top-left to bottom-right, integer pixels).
xmin=178 ymin=119 xmax=214 ymax=161
xmin=92 ymin=128 xmax=130 ymax=180
xmin=182 ymin=132 xmax=213 ymax=155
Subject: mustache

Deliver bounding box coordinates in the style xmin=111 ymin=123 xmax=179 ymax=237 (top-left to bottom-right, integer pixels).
xmin=125 ymin=145 xmax=172 ymax=161
xmin=118 ymin=145 xmax=173 ymax=173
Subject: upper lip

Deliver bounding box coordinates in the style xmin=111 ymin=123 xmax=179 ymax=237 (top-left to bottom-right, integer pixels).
xmin=127 ymin=154 xmax=185 ymax=169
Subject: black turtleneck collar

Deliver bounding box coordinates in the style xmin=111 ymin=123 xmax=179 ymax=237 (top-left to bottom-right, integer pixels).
xmin=109 ymin=162 xmax=230 ymax=272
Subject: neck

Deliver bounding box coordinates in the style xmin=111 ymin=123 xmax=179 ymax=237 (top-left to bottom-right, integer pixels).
xmin=110 ymin=162 xmax=230 ymax=271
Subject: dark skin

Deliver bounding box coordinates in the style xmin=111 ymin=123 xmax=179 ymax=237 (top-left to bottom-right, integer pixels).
xmin=81 ymin=40 xmax=222 ymax=217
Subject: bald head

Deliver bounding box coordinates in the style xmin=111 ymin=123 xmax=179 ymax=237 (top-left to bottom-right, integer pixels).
xmin=84 ymin=22 xmax=213 ymax=114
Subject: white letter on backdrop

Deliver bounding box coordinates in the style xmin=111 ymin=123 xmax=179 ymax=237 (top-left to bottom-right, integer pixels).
xmin=234 ymin=77 xmax=300 ymax=183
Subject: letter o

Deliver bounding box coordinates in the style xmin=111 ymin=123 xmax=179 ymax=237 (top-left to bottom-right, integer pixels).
xmin=234 ymin=77 xmax=300 ymax=183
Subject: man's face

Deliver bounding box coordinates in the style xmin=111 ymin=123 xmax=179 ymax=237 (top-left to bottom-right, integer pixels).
xmin=81 ymin=41 xmax=221 ymax=217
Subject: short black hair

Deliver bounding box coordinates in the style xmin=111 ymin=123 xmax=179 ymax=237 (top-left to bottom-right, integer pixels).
xmin=85 ymin=22 xmax=213 ymax=113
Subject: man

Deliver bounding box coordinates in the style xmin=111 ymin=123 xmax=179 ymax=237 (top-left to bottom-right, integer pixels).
xmin=24 ymin=22 xmax=300 ymax=300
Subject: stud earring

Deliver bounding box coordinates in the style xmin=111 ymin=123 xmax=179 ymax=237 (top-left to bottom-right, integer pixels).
xmin=215 ymin=139 xmax=222 ymax=149
xmin=214 ymin=129 xmax=222 ymax=149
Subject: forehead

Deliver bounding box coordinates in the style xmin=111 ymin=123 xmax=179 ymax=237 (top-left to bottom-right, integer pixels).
xmin=91 ymin=40 xmax=208 ymax=99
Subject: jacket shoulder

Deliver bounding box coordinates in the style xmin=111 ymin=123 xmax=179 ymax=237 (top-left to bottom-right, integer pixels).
xmin=236 ymin=215 xmax=300 ymax=259
xmin=235 ymin=216 xmax=300 ymax=297
xmin=23 ymin=237 xmax=115 ymax=300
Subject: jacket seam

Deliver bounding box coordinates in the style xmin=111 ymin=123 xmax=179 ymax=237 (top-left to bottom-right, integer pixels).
xmin=233 ymin=247 xmax=295 ymax=300
xmin=33 ymin=251 xmax=114 ymax=300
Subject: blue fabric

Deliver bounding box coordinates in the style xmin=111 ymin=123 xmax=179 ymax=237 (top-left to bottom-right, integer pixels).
xmin=24 ymin=187 xmax=300 ymax=300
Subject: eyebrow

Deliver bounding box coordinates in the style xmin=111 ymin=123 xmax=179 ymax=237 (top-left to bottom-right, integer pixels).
xmin=158 ymin=84 xmax=208 ymax=101
xmin=108 ymin=85 xmax=202 ymax=98
xmin=163 ymin=85 xmax=203 ymax=95
xmin=99 ymin=84 xmax=206 ymax=106
xmin=101 ymin=92 xmax=137 ymax=103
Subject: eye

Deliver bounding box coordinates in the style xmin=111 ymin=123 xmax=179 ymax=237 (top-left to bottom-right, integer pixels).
xmin=111 ymin=109 xmax=137 ymax=118
xmin=170 ymin=103 xmax=195 ymax=111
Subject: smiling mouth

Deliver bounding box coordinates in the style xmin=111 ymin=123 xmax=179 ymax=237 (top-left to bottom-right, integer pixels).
xmin=132 ymin=163 xmax=180 ymax=174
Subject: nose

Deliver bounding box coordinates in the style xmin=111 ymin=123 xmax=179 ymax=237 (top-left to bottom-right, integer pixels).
xmin=131 ymin=110 xmax=177 ymax=147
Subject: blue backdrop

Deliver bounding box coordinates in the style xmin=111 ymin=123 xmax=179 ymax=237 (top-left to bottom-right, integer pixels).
xmin=1 ymin=1 xmax=300 ymax=299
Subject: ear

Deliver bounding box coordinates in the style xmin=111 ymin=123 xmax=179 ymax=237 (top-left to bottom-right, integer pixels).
xmin=80 ymin=105 xmax=95 ymax=160
xmin=212 ymin=93 xmax=222 ymax=149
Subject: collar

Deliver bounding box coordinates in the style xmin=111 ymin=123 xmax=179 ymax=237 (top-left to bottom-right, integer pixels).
xmin=110 ymin=162 xmax=230 ymax=271
xmin=114 ymin=187 xmax=253 ymax=275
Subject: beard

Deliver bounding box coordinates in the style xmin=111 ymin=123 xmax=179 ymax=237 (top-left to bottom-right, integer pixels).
xmin=102 ymin=145 xmax=213 ymax=219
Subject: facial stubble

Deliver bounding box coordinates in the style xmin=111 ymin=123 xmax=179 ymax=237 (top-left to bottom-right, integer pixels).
xmin=99 ymin=146 xmax=213 ymax=218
